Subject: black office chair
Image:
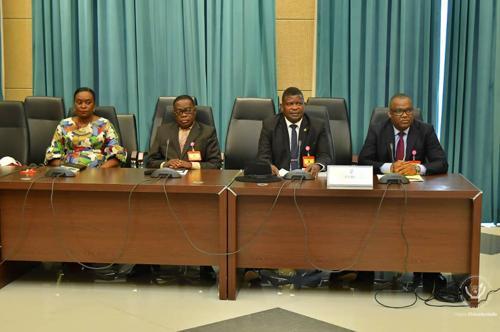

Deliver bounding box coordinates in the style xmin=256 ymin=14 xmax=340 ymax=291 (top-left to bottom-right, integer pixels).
xmin=150 ymin=96 xmax=198 ymax=150
xmin=307 ymin=97 xmax=352 ymax=165
xmin=370 ymin=107 xmax=422 ymax=126
xmin=224 ymin=97 xmax=275 ymax=169
xmin=0 ymin=101 xmax=29 ymax=164
xmin=117 ymin=114 xmax=138 ymax=166
xmin=24 ymin=96 xmax=65 ymax=165
xmin=304 ymin=105 xmax=334 ymax=164
xmin=162 ymin=105 xmax=215 ymax=127
xmin=159 ymin=105 xmax=217 ymax=139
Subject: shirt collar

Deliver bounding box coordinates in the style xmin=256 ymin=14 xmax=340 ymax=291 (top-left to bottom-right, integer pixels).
xmin=284 ymin=116 xmax=303 ymax=130
xmin=393 ymin=126 xmax=410 ymax=136
xmin=179 ymin=124 xmax=194 ymax=132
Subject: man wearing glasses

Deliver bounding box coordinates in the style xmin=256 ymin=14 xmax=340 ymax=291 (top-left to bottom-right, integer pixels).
xmin=358 ymin=93 xmax=448 ymax=175
xmin=147 ymin=95 xmax=222 ymax=169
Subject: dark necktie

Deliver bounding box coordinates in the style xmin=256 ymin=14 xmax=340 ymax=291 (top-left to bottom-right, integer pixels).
xmin=396 ymin=131 xmax=405 ymax=161
xmin=290 ymin=124 xmax=299 ymax=170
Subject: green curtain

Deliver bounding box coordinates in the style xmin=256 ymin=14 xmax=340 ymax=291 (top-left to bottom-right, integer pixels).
xmin=496 ymin=0 xmax=500 ymax=224
xmin=441 ymin=0 xmax=500 ymax=223
xmin=316 ymin=0 xmax=442 ymax=154
xmin=206 ymin=0 xmax=277 ymax=144
xmin=32 ymin=0 xmax=276 ymax=150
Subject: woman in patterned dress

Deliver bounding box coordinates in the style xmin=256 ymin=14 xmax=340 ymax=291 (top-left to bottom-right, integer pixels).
xmin=45 ymin=87 xmax=126 ymax=167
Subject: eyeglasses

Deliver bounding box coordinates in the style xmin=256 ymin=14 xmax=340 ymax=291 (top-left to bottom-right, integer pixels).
xmin=390 ymin=108 xmax=414 ymax=116
xmin=174 ymin=107 xmax=195 ymax=115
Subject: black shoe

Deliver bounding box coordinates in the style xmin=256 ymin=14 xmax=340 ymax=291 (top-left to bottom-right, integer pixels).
xmin=353 ymin=271 xmax=375 ymax=290
xmin=61 ymin=262 xmax=85 ymax=274
xmin=422 ymin=272 xmax=447 ymax=293
xmin=356 ymin=271 xmax=375 ymax=283
xmin=259 ymin=269 xmax=293 ymax=287
xmin=93 ymin=264 xmax=134 ymax=283
xmin=292 ymin=270 xmax=325 ymax=289
xmin=94 ymin=271 xmax=128 ymax=283
xmin=329 ymin=271 xmax=357 ymax=288
xmin=413 ymin=272 xmax=423 ymax=288
xmin=199 ymin=266 xmax=216 ymax=284
xmin=243 ymin=269 xmax=262 ymax=288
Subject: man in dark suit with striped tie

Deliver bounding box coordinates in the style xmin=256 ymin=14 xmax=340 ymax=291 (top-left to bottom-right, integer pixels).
xmin=257 ymin=86 xmax=332 ymax=177
xmin=358 ymin=93 xmax=448 ymax=175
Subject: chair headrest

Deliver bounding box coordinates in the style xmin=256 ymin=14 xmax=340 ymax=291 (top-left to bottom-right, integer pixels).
xmin=232 ymin=98 xmax=275 ymax=120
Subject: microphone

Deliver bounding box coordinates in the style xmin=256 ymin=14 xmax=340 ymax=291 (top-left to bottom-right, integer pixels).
xmin=389 ymin=142 xmax=395 ymax=163
xmin=145 ymin=138 xmax=180 ymax=178
xmin=380 ymin=142 xmax=408 ymax=184
xmin=298 ymin=140 xmax=302 ymax=160
xmin=164 ymin=139 xmax=170 ymax=165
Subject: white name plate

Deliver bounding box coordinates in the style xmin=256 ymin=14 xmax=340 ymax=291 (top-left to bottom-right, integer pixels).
xmin=327 ymin=165 xmax=373 ymax=190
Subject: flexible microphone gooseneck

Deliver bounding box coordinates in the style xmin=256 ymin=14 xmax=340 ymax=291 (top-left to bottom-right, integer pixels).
xmin=145 ymin=138 xmax=180 ymax=178
xmin=298 ymin=139 xmax=302 ymax=161
xmin=380 ymin=142 xmax=409 ymax=184
xmin=389 ymin=142 xmax=395 ymax=162
xmin=165 ymin=138 xmax=170 ymax=162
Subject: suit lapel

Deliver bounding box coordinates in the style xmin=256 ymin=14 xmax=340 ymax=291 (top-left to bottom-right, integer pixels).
xmin=382 ymin=120 xmax=395 ymax=161
xmin=181 ymin=122 xmax=201 ymax=158
xmin=166 ymin=123 xmax=182 ymax=158
xmin=277 ymin=116 xmax=290 ymax=154
xmin=298 ymin=115 xmax=310 ymax=153
xmin=406 ymin=122 xmax=419 ymax=161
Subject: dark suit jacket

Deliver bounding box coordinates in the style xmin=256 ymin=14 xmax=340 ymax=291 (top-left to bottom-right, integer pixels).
xmin=146 ymin=121 xmax=222 ymax=169
xmin=257 ymin=113 xmax=332 ymax=170
xmin=358 ymin=119 xmax=448 ymax=174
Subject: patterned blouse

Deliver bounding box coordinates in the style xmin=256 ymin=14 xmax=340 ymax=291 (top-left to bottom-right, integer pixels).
xmin=45 ymin=117 xmax=127 ymax=167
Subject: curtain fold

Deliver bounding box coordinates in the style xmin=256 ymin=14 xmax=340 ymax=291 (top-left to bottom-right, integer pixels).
xmin=316 ymin=0 xmax=442 ymax=154
xmin=206 ymin=0 xmax=277 ymax=144
xmin=129 ymin=0 xmax=208 ymax=150
xmin=33 ymin=0 xmax=276 ymax=150
xmin=495 ymin=0 xmax=500 ymax=224
xmin=441 ymin=0 xmax=499 ymax=223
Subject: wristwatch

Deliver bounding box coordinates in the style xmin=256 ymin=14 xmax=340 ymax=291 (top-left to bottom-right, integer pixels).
xmin=415 ymin=164 xmax=421 ymax=174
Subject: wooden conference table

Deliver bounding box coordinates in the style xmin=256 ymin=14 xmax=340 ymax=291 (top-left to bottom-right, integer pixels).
xmin=0 ymin=168 xmax=482 ymax=306
xmin=0 ymin=167 xmax=238 ymax=300
xmin=227 ymin=173 xmax=482 ymax=307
